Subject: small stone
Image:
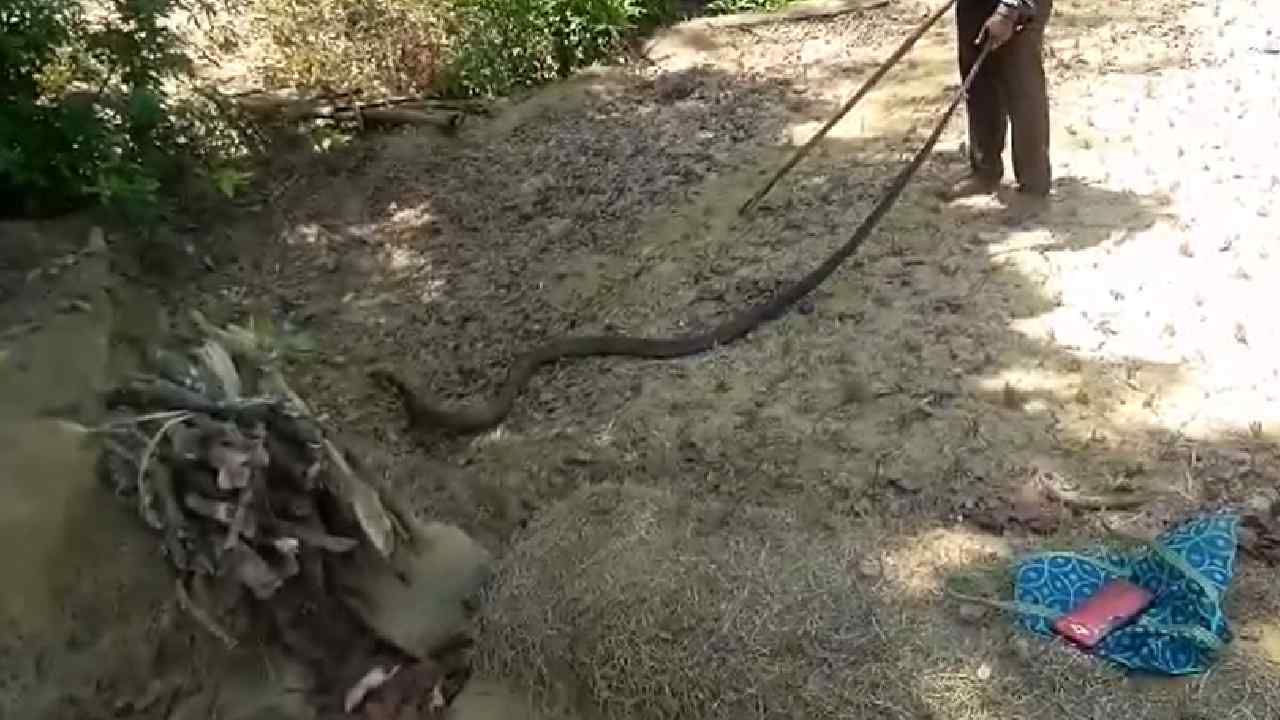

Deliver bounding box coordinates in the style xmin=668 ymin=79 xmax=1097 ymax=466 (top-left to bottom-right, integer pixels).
xmin=85 ymin=227 xmax=108 ymax=254
xmin=1246 ymin=489 xmax=1279 ymax=517
xmin=889 ymin=476 xmax=924 ymax=494
xmin=654 ymin=71 xmax=697 ymax=102
xmin=564 ymin=452 xmax=595 ymax=466
xmin=958 ymin=603 xmax=989 ymax=624
xmin=1009 ymin=636 xmax=1035 ymax=662
xmin=976 ymin=663 xmax=992 ymax=681
xmin=57 ymin=299 xmax=93 ymax=314
xmin=545 ymin=217 xmax=573 ymax=240
xmin=334 ymin=519 xmax=492 ymax=658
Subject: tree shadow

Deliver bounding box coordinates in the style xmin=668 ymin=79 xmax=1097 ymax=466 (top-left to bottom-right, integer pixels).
xmin=935 ymin=170 xmax=1174 ymax=250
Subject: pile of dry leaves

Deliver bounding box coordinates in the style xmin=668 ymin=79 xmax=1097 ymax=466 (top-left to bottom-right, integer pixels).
xmin=962 ymin=465 xmax=1152 ymax=536
xmin=92 ymin=310 xmax=473 ymax=718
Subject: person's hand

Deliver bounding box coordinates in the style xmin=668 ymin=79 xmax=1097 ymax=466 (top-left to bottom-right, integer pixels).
xmin=977 ymin=11 xmax=1016 ymax=49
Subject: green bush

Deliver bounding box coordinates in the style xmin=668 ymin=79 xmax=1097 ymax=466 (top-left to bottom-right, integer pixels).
xmin=252 ymin=0 xmax=681 ymax=98
xmin=0 ymin=0 xmax=203 ymax=219
xmin=255 ymin=0 xmax=454 ymax=94
xmin=2 ymin=0 xmax=794 ymax=220
xmin=246 ymin=0 xmax=807 ymax=99
xmin=704 ymin=0 xmax=789 ymax=14
xmin=446 ymin=0 xmax=673 ymax=96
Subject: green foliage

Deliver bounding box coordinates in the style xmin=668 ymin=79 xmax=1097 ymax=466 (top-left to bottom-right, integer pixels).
xmin=0 ymin=0 xmax=220 ymax=219
xmin=1 ymin=0 xmax=794 ymax=220
xmin=1 ymin=0 xmax=85 ymax=216
xmin=255 ymin=0 xmax=453 ymax=94
xmin=0 ymin=0 xmax=72 ymax=93
xmin=251 ymin=0 xmax=800 ymax=99
xmin=704 ymin=0 xmax=788 ymax=14
xmin=208 ymin=165 xmax=253 ymax=199
xmin=446 ymin=0 xmax=676 ymax=96
xmin=252 ymin=0 xmax=682 ymax=98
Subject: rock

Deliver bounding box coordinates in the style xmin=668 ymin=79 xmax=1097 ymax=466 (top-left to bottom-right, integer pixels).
xmin=1245 ymin=489 xmax=1279 ymax=517
xmin=857 ymin=556 xmax=882 ymax=579
xmin=957 ymin=603 xmax=989 ymax=624
xmin=544 ymin=217 xmax=573 ymax=241
xmin=654 ymin=71 xmax=698 ymax=102
xmin=1008 ymin=636 xmax=1035 ymax=662
xmin=888 ymin=476 xmax=924 ymax=494
xmin=333 ymin=517 xmax=493 ymax=659
xmin=86 ymin=226 xmax=108 ymax=254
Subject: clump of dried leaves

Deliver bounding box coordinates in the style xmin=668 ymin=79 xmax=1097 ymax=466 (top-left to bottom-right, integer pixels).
xmin=92 ymin=310 xmax=456 ymax=717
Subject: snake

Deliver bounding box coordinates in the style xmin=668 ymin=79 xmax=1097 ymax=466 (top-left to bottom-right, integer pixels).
xmin=371 ymin=46 xmax=991 ymax=434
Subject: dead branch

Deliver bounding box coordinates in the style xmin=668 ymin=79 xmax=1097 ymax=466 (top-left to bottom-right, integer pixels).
xmin=346 ymin=96 xmax=491 ymax=115
xmin=348 ymin=107 xmax=465 ymax=131
xmin=232 ymin=90 xmax=471 ymax=131
xmin=90 ymin=318 xmax=454 ymax=716
xmin=1039 ymin=479 xmax=1152 ymax=511
xmin=233 ymin=88 xmax=489 ymax=113
xmin=175 ymin=578 xmax=238 ymax=649
xmin=692 ymin=0 xmax=888 ymax=30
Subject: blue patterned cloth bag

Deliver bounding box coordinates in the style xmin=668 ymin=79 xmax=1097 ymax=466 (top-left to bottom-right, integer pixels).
xmin=1011 ymin=514 xmax=1239 ymax=675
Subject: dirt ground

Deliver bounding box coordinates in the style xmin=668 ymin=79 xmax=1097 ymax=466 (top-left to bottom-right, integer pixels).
xmin=4 ymin=0 xmax=1280 ymax=716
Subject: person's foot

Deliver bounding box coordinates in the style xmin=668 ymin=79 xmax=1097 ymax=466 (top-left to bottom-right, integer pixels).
xmin=1002 ymin=189 xmax=1049 ymax=226
xmin=938 ymin=174 xmax=1000 ymax=201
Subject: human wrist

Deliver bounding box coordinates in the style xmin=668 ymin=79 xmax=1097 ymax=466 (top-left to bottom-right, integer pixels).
xmin=994 ymin=0 xmax=1021 ymax=19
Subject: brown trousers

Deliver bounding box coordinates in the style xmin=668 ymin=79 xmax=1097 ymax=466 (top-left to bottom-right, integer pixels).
xmin=957 ymin=0 xmax=1053 ymax=195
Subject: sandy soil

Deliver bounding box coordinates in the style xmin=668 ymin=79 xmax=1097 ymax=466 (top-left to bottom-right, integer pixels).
xmin=4 ymin=0 xmax=1279 ymax=716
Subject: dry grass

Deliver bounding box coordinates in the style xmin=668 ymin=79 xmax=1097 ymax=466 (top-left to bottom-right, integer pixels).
xmin=477 ymin=484 xmax=1280 ymax=720
xmin=173 ymin=0 xmax=454 ymax=94
xmin=476 ymin=483 xmax=900 ymax=719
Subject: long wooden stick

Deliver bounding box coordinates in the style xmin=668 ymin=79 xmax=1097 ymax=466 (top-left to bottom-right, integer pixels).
xmin=739 ymin=0 xmax=958 ymax=214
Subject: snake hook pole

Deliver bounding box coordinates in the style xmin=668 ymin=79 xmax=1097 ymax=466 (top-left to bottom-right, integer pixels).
xmin=739 ymin=0 xmax=960 ymax=215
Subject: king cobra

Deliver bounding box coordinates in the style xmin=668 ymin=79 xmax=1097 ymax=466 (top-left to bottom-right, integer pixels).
xmin=372 ymin=42 xmax=992 ymax=434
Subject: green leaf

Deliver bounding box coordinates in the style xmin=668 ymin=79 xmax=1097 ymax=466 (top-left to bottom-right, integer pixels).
xmin=210 ymin=166 xmax=252 ymax=199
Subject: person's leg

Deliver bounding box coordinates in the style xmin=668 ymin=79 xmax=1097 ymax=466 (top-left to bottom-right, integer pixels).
xmin=951 ymin=0 xmax=1007 ymax=196
xmin=995 ymin=0 xmax=1052 ymax=196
